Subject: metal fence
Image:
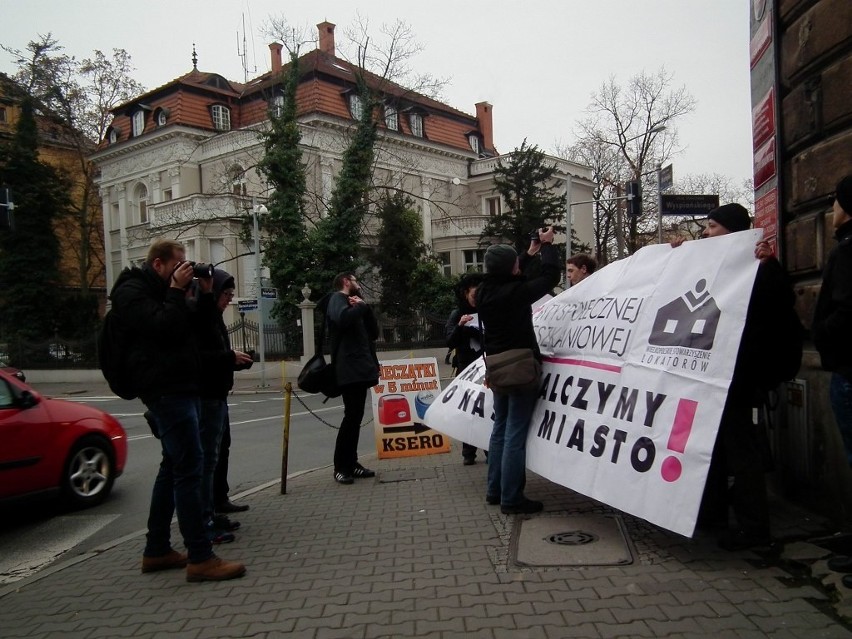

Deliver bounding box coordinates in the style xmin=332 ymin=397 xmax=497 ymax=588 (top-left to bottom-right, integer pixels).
xmin=2 ymin=311 xmax=449 ymax=370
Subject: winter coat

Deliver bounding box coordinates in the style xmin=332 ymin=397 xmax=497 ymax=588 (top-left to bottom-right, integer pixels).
xmin=326 ymin=291 xmax=380 ymax=387
xmin=109 ymin=264 xmax=200 ymax=401
xmin=814 ymin=219 xmax=852 ymax=379
xmin=475 ymin=243 xmax=561 ymax=358
xmin=193 ymin=269 xmax=238 ymax=400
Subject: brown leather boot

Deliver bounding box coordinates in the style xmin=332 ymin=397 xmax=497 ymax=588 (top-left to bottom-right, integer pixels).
xmin=186 ymin=555 xmax=246 ymax=582
xmin=141 ymin=549 xmax=188 ymax=573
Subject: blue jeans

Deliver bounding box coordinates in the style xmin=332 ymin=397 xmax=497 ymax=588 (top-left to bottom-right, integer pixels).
xmin=143 ymin=395 xmax=212 ymax=564
xmin=830 ymin=373 xmax=852 ymax=466
xmin=487 ymin=388 xmax=538 ymax=506
xmin=199 ymin=399 xmax=227 ymax=526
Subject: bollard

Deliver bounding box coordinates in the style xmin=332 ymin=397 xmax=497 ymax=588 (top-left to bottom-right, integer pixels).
xmin=281 ymin=381 xmax=292 ymax=494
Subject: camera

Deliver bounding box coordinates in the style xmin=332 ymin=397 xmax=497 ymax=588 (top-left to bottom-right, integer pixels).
xmin=190 ymin=262 xmax=214 ymax=278
xmin=529 ymin=228 xmax=545 ymax=242
xmin=235 ymin=349 xmax=258 ymax=371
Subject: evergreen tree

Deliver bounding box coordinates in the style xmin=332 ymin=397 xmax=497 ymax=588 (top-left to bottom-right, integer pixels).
xmin=256 ymin=53 xmax=310 ymax=326
xmin=308 ymin=82 xmax=378 ymax=293
xmin=373 ymin=192 xmax=426 ymax=320
xmin=0 ymin=97 xmax=67 ymax=344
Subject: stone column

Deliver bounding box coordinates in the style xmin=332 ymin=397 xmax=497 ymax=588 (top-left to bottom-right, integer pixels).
xmin=299 ymin=284 xmax=317 ymax=364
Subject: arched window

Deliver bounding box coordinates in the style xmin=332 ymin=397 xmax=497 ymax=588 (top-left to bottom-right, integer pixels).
xmin=134 ymin=183 xmax=149 ymax=224
xmin=349 ymin=94 xmax=363 ymax=120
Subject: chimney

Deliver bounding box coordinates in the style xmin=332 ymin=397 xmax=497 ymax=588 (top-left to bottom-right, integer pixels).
xmin=317 ymin=21 xmax=336 ymax=56
xmin=475 ymin=102 xmax=494 ymax=152
xmin=269 ymin=42 xmax=283 ymax=75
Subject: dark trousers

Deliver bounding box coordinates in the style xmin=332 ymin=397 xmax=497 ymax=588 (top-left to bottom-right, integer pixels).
xmin=334 ymin=383 xmax=369 ymax=474
xmin=213 ymin=414 xmax=231 ymax=506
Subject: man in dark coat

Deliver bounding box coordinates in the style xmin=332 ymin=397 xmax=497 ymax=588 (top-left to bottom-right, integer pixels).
xmin=326 ymin=272 xmax=380 ymax=484
xmin=110 ymin=239 xmax=245 ymax=581
xmin=813 ymin=175 xmax=852 ymax=583
xmin=476 ymin=227 xmax=561 ymax=514
xmin=446 ymin=273 xmax=485 ymax=464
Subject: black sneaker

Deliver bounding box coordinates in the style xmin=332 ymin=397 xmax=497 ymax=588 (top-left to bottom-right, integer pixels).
xmin=828 ymin=555 xmax=852 ymax=573
xmin=211 ymin=531 xmax=236 ymax=544
xmin=486 ymin=494 xmax=500 ymax=505
xmin=352 ymin=463 xmax=375 ymax=479
xmin=463 ymin=457 xmax=476 ymax=466
xmin=334 ymin=471 xmax=354 ymax=484
xmin=501 ymin=499 xmax=543 ymax=515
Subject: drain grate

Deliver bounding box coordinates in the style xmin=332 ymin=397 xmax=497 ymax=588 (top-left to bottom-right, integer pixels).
xmin=545 ymin=530 xmax=599 ymax=546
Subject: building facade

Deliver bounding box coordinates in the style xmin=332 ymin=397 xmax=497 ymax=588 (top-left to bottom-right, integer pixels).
xmin=89 ymin=22 xmax=594 ymax=311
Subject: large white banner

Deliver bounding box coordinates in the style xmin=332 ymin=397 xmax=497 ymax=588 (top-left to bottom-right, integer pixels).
xmin=425 ymin=230 xmax=762 ymax=537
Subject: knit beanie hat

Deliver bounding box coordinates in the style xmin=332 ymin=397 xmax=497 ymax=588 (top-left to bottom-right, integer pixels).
xmin=707 ymin=203 xmax=751 ymax=233
xmin=484 ymin=244 xmax=518 ymax=275
xmin=835 ymin=175 xmax=852 ymax=215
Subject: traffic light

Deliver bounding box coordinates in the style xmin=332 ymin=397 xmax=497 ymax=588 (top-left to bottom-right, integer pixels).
xmin=626 ymin=181 xmax=642 ymax=217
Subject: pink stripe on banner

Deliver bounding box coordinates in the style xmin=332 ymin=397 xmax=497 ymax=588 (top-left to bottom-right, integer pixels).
xmin=543 ymin=356 xmax=622 ymax=373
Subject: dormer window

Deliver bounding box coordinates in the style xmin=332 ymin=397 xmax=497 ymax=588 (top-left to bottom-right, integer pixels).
xmin=468 ymin=134 xmax=480 ymax=154
xmin=410 ymin=113 xmax=423 ymax=138
xmin=108 ymin=127 xmax=118 ymax=144
xmin=211 ymin=104 xmax=231 ymax=131
xmin=155 ymin=108 xmax=168 ymax=126
xmin=384 ymin=105 xmax=398 ymax=131
xmin=131 ymin=110 xmax=145 ymax=137
xmin=349 ymin=94 xmax=363 ymax=120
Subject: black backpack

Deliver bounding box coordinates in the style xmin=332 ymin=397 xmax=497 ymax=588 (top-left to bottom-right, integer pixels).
xmin=97 ymin=308 xmax=137 ymax=400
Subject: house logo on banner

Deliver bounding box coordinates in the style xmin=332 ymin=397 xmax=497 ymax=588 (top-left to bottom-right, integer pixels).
xmin=645 ymin=279 xmax=721 ymax=373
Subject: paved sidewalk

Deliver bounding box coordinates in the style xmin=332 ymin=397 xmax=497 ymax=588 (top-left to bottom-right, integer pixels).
xmin=2 ymin=440 xmax=852 ymax=638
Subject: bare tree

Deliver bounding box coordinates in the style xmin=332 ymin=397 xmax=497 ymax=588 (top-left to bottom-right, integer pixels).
xmin=570 ymin=68 xmax=696 ymax=257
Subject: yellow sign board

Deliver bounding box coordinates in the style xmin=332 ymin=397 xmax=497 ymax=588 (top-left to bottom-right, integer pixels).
xmin=371 ymin=357 xmax=451 ymax=459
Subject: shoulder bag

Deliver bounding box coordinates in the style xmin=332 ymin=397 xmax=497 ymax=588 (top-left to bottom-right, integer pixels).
xmin=297 ymin=308 xmax=341 ymax=398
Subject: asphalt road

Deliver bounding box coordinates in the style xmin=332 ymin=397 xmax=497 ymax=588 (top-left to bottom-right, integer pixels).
xmin=0 ymin=388 xmax=378 ymax=584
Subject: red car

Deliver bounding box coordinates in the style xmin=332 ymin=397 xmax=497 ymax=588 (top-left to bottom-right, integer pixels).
xmin=0 ymin=369 xmax=127 ymax=507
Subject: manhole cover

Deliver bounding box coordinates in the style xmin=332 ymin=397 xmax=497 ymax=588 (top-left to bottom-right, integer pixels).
xmin=513 ymin=515 xmax=633 ymax=567
xmin=545 ymin=530 xmax=599 ymax=545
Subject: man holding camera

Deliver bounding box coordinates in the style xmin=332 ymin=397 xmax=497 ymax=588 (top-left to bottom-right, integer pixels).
xmin=109 ymin=239 xmax=245 ymax=582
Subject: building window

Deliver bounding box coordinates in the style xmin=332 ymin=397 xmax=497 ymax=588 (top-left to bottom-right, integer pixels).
xmin=271 ymin=95 xmax=284 ymax=118
xmin=384 ymin=105 xmax=398 ymax=131
xmin=230 ymin=165 xmax=247 ymax=196
xmin=211 ymin=104 xmax=231 ymax=131
xmin=438 ymin=252 xmax=452 ymax=277
xmin=134 ymin=183 xmax=148 ymax=224
xmin=110 ymin=202 xmax=119 ymax=228
xmin=156 ymin=110 xmax=167 ymax=126
xmin=349 ymin=94 xmax=363 ymax=120
xmin=0 ymin=107 xmax=6 ymax=123
xmin=131 ymin=110 xmax=145 ymax=137
xmin=463 ymin=249 xmax=485 ymax=272
xmin=162 ymin=188 xmax=173 ymax=202
xmin=468 ymin=135 xmax=480 ymax=154
xmin=485 ymin=196 xmax=501 ymax=216
xmin=108 ymin=128 xmax=118 ymax=144
xmin=410 ymin=113 xmax=423 ymax=137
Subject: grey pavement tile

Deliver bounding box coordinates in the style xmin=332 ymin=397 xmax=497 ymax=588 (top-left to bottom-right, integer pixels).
xmin=596 ymin=619 xmax=655 ymax=638
xmin=551 ymin=622 xmax=602 ymax=638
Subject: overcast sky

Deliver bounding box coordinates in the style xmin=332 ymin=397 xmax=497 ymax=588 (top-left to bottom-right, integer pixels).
xmin=1 ymin=0 xmax=754 ymax=189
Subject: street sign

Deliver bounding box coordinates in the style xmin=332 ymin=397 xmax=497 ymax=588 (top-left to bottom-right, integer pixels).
xmin=261 ymin=287 xmax=278 ymax=299
xmin=659 ymin=164 xmax=673 ymax=192
xmin=238 ymin=299 xmax=258 ymax=312
xmin=660 ymin=194 xmax=719 ymax=216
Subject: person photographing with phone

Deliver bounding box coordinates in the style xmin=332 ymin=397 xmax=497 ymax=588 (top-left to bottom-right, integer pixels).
xmin=476 ymin=226 xmax=561 ymax=514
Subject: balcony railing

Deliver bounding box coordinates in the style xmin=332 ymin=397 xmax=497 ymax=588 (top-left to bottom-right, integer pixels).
xmin=149 ymin=193 xmax=249 ymax=227
xmin=431 ymin=215 xmax=488 ymax=239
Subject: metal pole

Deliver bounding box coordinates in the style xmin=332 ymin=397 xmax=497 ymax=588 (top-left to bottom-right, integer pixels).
xmin=656 ymin=163 xmax=663 ymax=244
xmin=564 ymin=175 xmax=573 ymax=253
xmin=253 ymin=198 xmax=267 ymax=388
xmin=281 ymin=382 xmax=292 ymax=494
xmin=615 ymin=183 xmax=625 ymax=258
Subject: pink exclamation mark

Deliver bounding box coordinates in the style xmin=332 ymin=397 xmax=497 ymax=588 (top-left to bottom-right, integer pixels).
xmin=661 ymin=398 xmax=698 ymax=482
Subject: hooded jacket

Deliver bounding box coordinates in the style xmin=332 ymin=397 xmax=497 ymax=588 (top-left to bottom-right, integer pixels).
xmin=109 ymin=264 xmax=200 ymax=401
xmin=814 ymin=219 xmax=852 ymax=379
xmin=193 ymin=270 xmax=239 ymax=400
xmin=476 ymin=243 xmax=561 ymax=358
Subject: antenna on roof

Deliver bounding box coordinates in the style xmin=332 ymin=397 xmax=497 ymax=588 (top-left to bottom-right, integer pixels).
xmin=192 ymin=43 xmax=198 ymax=70
xmin=237 ymin=13 xmax=256 ymax=83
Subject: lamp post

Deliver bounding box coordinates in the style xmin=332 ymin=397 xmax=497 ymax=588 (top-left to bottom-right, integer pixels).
xmin=252 ymin=199 xmax=268 ymax=388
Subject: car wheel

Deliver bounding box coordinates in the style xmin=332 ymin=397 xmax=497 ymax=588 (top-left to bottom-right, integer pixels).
xmin=61 ymin=435 xmax=116 ymax=508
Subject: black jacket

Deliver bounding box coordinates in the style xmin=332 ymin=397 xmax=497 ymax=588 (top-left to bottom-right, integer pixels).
xmin=193 ymin=294 xmax=236 ymax=400
xmin=109 ymin=264 xmax=200 ymax=401
xmin=326 ymin=291 xmax=380 ymax=387
xmin=475 ymin=243 xmax=561 ymax=358
xmin=445 ymin=308 xmax=483 ymax=371
xmin=814 ymin=219 xmax=852 ymax=379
